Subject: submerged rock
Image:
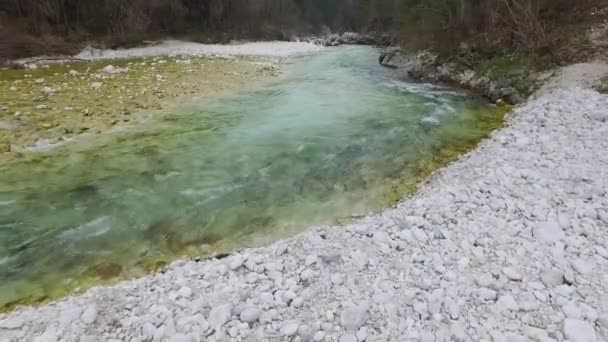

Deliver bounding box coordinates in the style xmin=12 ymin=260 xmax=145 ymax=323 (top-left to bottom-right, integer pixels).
xmin=102 ymin=65 xmax=128 ymax=74
xmin=85 ymin=263 xmax=123 ymax=280
xmin=420 ymin=116 xmax=441 ymax=131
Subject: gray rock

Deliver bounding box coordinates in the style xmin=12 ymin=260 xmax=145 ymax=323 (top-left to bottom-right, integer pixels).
xmin=59 ymin=306 xmax=83 ymax=326
xmin=81 ymin=305 xmax=98 ymax=324
xmin=322 ymin=322 xmax=334 ymax=331
xmin=563 ymin=302 xmax=583 ymax=319
xmin=340 ymin=303 xmax=369 ymax=332
xmin=563 ymin=319 xmax=597 ymax=342
xmin=571 ymin=259 xmax=594 ymax=276
xmin=283 ymin=290 xmax=297 ymax=303
xmin=350 ymin=251 xmax=369 ymax=270
xmin=523 ymin=326 xmax=550 ymax=341
xmin=33 ymin=328 xmax=58 ymax=342
xmin=476 ymin=273 xmax=494 ymax=287
xmin=177 ymin=286 xmax=192 ymax=298
xmin=153 ymin=325 xmax=167 ymax=341
xmin=168 ymin=334 xmax=194 ymax=342
xmin=533 ymin=220 xmax=564 ymax=243
xmin=229 ymin=255 xmax=245 ymax=270
xmin=240 ymin=308 xmax=261 ymax=323
xmin=0 ymin=317 xmax=24 ymax=329
xmin=300 ymin=269 xmax=314 ymax=282
xmin=283 ymin=321 xmax=300 ymax=336
xmin=79 ymin=336 xmax=100 ymax=342
xmin=496 ymin=295 xmax=519 ymax=311
xmin=340 ymin=334 xmax=358 ymax=342
xmin=356 ymin=327 xmax=368 ymax=341
xmin=541 ymin=268 xmax=565 ymax=287
xmin=597 ymin=313 xmax=608 ymax=329
xmin=208 ymin=304 xmax=233 ymax=328
xmin=259 ymin=311 xmax=272 ymax=324
xmin=413 ymin=301 xmax=429 ymax=319
xmin=331 ymin=273 xmax=345 ymax=285
xmin=413 ymin=228 xmax=429 ymax=242
xmin=313 ymin=331 xmax=326 ymax=341
xmin=142 ymin=322 xmax=157 ymax=339
xmin=444 ymin=298 xmax=461 ymax=319
xmin=291 ymin=297 xmax=304 ymax=308
xmin=502 ymin=267 xmax=524 ymax=281
xmin=305 ymin=254 xmax=318 ymax=266
xmin=479 ymin=288 xmax=498 ymax=301
xmin=298 ymin=324 xmax=313 ymax=339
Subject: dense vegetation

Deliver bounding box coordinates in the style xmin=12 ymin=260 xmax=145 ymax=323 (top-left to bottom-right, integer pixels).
xmin=0 ymin=0 xmax=604 ymax=61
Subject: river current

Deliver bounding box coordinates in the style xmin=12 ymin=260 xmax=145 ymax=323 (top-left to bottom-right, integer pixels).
xmin=0 ymin=46 xmax=503 ymax=308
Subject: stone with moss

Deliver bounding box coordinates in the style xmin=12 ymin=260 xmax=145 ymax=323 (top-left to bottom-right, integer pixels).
xmin=0 ymin=56 xmax=279 ymax=162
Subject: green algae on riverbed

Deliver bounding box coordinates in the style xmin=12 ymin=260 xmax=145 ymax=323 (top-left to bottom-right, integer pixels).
xmin=0 ymin=46 xmax=507 ymax=311
xmin=0 ymin=55 xmax=277 ymax=158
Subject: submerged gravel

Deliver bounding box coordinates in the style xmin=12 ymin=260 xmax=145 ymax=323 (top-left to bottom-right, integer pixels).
xmin=1 ymin=63 xmax=608 ymax=342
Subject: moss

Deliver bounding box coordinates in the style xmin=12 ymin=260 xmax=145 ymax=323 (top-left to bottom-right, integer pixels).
xmin=387 ymin=105 xmax=509 ymax=202
xmin=84 ymin=262 xmax=123 ymax=280
xmin=0 ymin=281 xmax=48 ymax=313
xmin=143 ymin=259 xmax=169 ymax=273
xmin=596 ymin=78 xmax=608 ymax=94
xmin=475 ymin=54 xmax=547 ymax=97
xmin=0 ymin=56 xmax=275 ymax=161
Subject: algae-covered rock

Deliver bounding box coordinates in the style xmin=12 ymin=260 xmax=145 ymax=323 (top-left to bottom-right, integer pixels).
xmin=0 ymin=55 xmax=278 ymax=161
xmin=0 ymin=141 xmax=11 ymax=153
xmin=0 ymin=133 xmax=11 ymax=153
xmin=85 ymin=262 xmax=123 ymax=280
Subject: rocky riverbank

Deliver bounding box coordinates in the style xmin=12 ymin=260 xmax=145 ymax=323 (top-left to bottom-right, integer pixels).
xmin=379 ymin=48 xmax=548 ymax=105
xmin=381 ymin=12 xmax=608 ymax=106
xmin=309 ymin=32 xmax=396 ymax=47
xmin=1 ymin=59 xmax=607 ymax=342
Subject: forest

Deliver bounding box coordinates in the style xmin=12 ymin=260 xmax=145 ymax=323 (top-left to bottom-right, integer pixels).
xmin=0 ymin=0 xmax=604 ymax=61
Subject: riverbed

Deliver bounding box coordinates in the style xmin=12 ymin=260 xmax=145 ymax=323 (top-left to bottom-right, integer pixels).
xmin=0 ymin=45 xmax=504 ymax=310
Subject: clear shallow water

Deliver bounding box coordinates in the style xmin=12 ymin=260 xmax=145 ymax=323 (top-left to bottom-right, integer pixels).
xmin=0 ymin=46 xmax=503 ymax=308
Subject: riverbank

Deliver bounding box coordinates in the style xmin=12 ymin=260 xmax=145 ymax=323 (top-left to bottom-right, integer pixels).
xmin=0 ymin=41 xmax=321 ymax=161
xmin=1 ymin=54 xmax=607 ymax=342
xmin=385 ymin=7 xmax=608 ymax=106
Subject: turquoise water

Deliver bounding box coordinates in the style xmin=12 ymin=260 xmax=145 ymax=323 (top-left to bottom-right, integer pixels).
xmin=0 ymin=46 xmax=502 ymax=308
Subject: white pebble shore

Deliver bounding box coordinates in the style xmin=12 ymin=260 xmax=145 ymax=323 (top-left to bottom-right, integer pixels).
xmin=1 ymin=61 xmax=608 ymax=342
xmin=75 ymin=40 xmax=323 ymax=60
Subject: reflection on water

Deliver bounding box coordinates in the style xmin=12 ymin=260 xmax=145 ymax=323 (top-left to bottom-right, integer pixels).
xmin=0 ymin=46 xmax=503 ymax=309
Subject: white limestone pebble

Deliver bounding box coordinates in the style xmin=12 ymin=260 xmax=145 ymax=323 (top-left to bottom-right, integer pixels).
xmin=283 ymin=322 xmax=300 ymax=336
xmin=208 ymin=304 xmax=233 ymax=329
xmin=239 ymin=308 xmax=261 ymax=323
xmin=541 ymin=268 xmax=565 ymax=287
xmin=563 ymin=319 xmax=597 ymax=342
xmin=80 ymin=305 xmax=97 ymax=324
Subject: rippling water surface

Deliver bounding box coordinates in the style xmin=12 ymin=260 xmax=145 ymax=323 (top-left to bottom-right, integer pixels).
xmin=0 ymin=46 xmax=503 ymax=308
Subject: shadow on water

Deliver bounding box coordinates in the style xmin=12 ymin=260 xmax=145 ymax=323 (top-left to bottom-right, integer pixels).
xmin=0 ymin=46 xmax=506 ymax=310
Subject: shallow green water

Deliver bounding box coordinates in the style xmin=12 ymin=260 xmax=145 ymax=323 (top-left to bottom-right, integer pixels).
xmin=0 ymin=46 xmax=503 ymax=308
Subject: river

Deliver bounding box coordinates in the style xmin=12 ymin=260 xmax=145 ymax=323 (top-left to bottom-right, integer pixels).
xmin=0 ymin=46 xmax=503 ymax=309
